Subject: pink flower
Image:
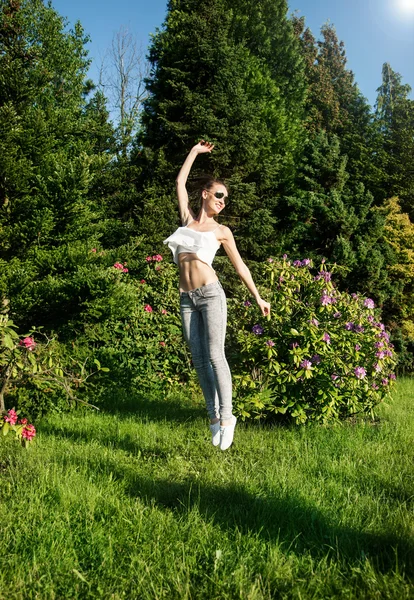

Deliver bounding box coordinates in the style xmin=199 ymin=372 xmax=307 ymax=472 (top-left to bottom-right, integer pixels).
xmin=19 ymin=418 xmax=28 ymax=425
xmin=152 ymin=254 xmax=163 ymax=262
xmin=161 ymin=309 xmax=168 ymax=315
xmin=382 ymin=378 xmax=389 ymax=386
xmin=4 ymin=409 xmax=18 ymax=426
xmin=90 ymin=248 xmax=97 ymax=253
xmin=266 ymin=340 xmax=275 ymax=347
xmin=300 ymin=360 xmax=312 ymax=370
xmin=19 ymin=337 xmax=36 ymax=351
xmin=372 ymin=383 xmax=379 ymax=390
xmin=282 ymin=254 xmax=288 ymax=260
xmin=375 ymin=351 xmax=386 ymax=359
xmin=145 ymin=256 xmax=152 ymax=262
xmin=322 ymin=332 xmax=331 ymax=344
xmin=309 ymin=318 xmax=319 ymax=327
xmin=267 ymin=257 xmax=274 ymax=263
xmin=373 ymin=363 xmax=382 ymax=373
xmin=390 ymin=373 xmax=396 ymax=380
xmin=354 ymin=366 xmax=366 ymax=379
xmin=331 ymin=374 xmax=339 ymax=381
xmin=144 ymin=304 xmax=153 ymax=313
xmin=155 ymin=265 xmax=161 ymax=271
xmin=321 ymin=294 xmax=332 ymax=306
xmin=122 ymin=268 xmax=129 ymax=273
xmin=159 ymin=341 xmax=166 ymax=347
xmin=355 ymin=344 xmax=361 ymax=351
xmin=113 ymin=262 xmax=124 ymax=270
xmin=140 ymin=279 xmax=146 ymax=284
xmin=21 ymin=424 xmax=36 ymax=441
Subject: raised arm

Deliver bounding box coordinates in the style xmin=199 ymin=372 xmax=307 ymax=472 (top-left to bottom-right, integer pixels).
xmin=176 ymin=140 xmax=214 ymax=225
xmin=219 ymin=227 xmax=271 ymax=317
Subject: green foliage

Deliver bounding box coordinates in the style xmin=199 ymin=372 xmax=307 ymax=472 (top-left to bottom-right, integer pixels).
xmin=228 ymin=258 xmax=397 ymax=423
xmin=0 ymin=300 xmax=105 ymax=419
xmin=135 ymin=0 xmax=306 ymax=253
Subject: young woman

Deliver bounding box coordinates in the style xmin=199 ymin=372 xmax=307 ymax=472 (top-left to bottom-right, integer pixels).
xmin=164 ymin=141 xmax=270 ymax=450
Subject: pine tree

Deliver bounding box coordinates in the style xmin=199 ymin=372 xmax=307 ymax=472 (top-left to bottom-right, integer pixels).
xmin=374 ymin=64 xmax=414 ymax=218
xmin=134 ymin=0 xmax=306 ymax=257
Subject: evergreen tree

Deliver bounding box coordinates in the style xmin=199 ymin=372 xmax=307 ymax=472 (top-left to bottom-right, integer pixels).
xmin=134 ymin=0 xmax=306 ymax=257
xmin=0 ymin=0 xmax=113 ymax=328
xmin=374 ymin=64 xmax=414 ymax=218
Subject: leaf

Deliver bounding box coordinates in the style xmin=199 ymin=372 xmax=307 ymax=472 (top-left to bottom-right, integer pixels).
xmin=3 ymin=334 xmax=15 ymax=349
xmin=93 ymin=358 xmax=101 ymax=369
xmin=2 ymin=422 xmax=9 ymax=436
xmin=290 ymin=328 xmax=300 ymax=336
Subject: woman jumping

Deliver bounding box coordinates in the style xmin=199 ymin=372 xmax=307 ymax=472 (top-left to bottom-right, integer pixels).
xmin=164 ymin=141 xmax=270 ymax=450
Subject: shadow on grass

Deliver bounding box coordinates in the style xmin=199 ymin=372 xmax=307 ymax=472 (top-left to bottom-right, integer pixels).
xmin=41 ymin=422 xmax=413 ymax=580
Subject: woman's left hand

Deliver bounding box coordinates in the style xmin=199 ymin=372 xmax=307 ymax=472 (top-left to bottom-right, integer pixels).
xmin=257 ymin=298 xmax=271 ymax=317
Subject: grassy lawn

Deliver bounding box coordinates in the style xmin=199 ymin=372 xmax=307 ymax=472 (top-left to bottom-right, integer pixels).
xmin=0 ymin=380 xmax=413 ymax=599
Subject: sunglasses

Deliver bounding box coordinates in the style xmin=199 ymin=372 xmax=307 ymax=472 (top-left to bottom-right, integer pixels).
xmin=204 ymin=190 xmax=229 ymax=203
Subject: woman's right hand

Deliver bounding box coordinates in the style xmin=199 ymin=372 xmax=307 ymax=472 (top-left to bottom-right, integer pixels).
xmin=193 ymin=140 xmax=214 ymax=154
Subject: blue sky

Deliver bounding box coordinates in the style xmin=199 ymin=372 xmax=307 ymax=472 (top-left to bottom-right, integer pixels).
xmin=52 ymin=0 xmax=414 ymax=109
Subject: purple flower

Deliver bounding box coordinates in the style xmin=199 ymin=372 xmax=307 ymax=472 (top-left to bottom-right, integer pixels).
xmin=321 ymin=294 xmax=332 ymax=306
xmin=390 ymin=373 xmax=396 ymax=380
xmin=354 ymin=366 xmax=366 ymax=379
xmin=309 ymin=318 xmax=319 ymax=327
xmin=252 ymin=324 xmax=264 ymax=335
xmin=375 ymin=351 xmax=386 ymax=359
xmin=355 ymin=344 xmax=361 ymax=351
xmin=267 ymin=257 xmax=274 ymax=263
xmin=355 ymin=325 xmax=365 ymax=333
xmin=374 ymin=341 xmax=384 ymax=349
xmin=301 ymin=258 xmax=311 ymax=266
xmin=334 ymin=311 xmax=341 ymax=318
xmin=385 ymin=350 xmax=393 ymax=357
xmin=379 ymin=323 xmax=385 ymax=331
xmin=266 ymin=340 xmax=275 ymax=347
xmin=311 ymin=354 xmax=321 ymax=364
xmin=331 ymin=374 xmax=339 ymax=381
xmin=382 ymin=378 xmax=389 ymax=386
xmin=367 ymin=315 xmax=374 ymax=323
xmin=373 ymin=363 xmax=382 ymax=373
xmin=300 ymin=360 xmax=312 ymax=370
xmin=244 ymin=300 xmax=252 ymax=307
xmin=372 ymin=383 xmax=379 ymax=390
xmin=364 ymin=298 xmax=375 ymax=309
xmin=282 ymin=254 xmax=288 ymax=260
xmin=293 ymin=260 xmax=302 ymax=267
xmin=345 ymin=322 xmax=354 ymax=331
xmin=290 ymin=341 xmax=299 ymax=349
xmin=322 ymin=332 xmax=331 ymax=344
xmin=351 ymin=293 xmax=359 ymax=300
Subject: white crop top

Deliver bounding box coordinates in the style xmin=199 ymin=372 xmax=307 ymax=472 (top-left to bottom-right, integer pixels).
xmin=163 ymin=223 xmax=221 ymax=268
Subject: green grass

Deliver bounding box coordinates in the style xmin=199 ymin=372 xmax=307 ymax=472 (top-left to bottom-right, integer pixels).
xmin=0 ymin=380 xmax=413 ymax=599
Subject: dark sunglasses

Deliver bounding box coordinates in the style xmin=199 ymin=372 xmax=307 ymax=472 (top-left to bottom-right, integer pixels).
xmin=204 ymin=190 xmax=229 ymax=203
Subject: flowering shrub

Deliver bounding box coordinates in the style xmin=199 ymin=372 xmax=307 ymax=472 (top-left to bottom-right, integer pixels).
xmin=228 ymin=257 xmax=397 ymax=424
xmin=1 ymin=408 xmax=36 ymax=447
xmin=1 ymin=303 xmax=107 ymax=421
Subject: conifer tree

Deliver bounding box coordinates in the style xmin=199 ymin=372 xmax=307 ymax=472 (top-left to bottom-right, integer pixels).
xmin=374 ymin=64 xmax=414 ymax=218
xmin=134 ymin=0 xmax=306 ymax=257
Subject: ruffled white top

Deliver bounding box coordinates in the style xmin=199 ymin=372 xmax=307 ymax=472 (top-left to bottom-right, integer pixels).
xmin=163 ymin=224 xmax=220 ymax=268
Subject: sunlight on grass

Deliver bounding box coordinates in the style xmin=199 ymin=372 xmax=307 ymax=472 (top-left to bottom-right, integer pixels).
xmin=0 ymin=380 xmax=413 ymax=599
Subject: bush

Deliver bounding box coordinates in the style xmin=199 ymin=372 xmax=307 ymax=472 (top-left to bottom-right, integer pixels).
xmin=228 ymin=257 xmax=397 ymax=423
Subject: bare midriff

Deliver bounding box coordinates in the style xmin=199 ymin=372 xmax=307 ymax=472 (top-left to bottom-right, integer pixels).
xmin=178 ymin=253 xmax=219 ymax=292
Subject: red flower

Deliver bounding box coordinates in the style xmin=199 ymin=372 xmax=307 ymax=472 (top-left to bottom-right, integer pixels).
xmin=21 ymin=424 xmax=36 ymax=441
xmin=140 ymin=279 xmax=146 ymax=284
xmin=4 ymin=409 xmax=18 ymax=426
xmin=144 ymin=304 xmax=153 ymax=313
xmin=19 ymin=418 xmax=28 ymax=425
xmin=19 ymin=337 xmax=36 ymax=351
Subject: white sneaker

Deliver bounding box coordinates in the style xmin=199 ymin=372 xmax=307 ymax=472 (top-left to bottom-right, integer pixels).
xmin=220 ymin=416 xmax=237 ymax=451
xmin=209 ymin=421 xmax=221 ymax=446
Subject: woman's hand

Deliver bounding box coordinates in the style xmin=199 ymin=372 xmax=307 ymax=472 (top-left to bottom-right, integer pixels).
xmin=193 ymin=140 xmax=214 ymax=154
xmin=257 ymin=298 xmax=271 ymax=317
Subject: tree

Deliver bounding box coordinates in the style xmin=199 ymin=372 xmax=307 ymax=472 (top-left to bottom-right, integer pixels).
xmin=374 ymin=64 xmax=414 ymax=218
xmin=99 ymin=26 xmax=149 ymax=157
xmin=0 ymin=0 xmax=113 ymax=329
xmin=134 ymin=0 xmax=306 ymax=257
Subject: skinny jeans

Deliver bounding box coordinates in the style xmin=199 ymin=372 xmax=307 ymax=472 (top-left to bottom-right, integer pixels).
xmin=180 ymin=281 xmax=233 ymax=421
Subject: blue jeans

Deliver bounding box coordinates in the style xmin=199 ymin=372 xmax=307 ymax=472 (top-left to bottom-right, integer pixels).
xmin=180 ymin=281 xmax=233 ymax=421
